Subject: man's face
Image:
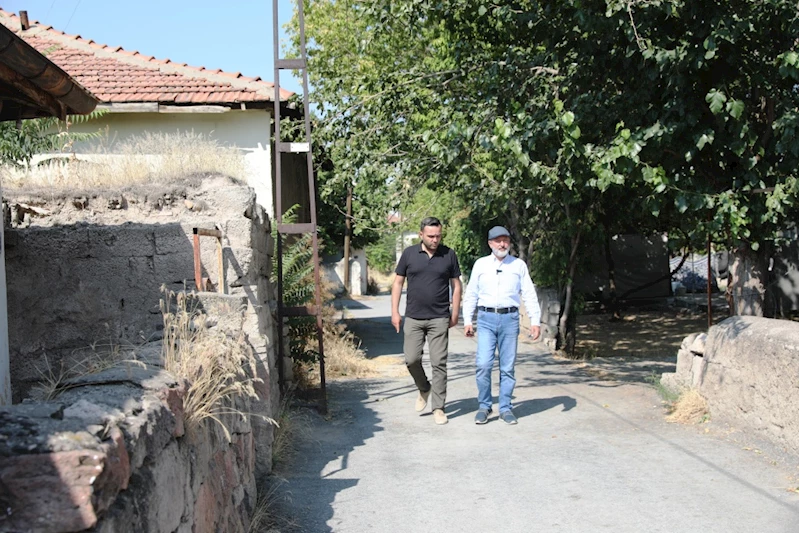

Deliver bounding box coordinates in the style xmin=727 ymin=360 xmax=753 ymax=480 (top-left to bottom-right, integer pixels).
xmin=489 ymin=236 xmax=511 ymax=255
xmin=419 ymin=225 xmax=442 ymax=251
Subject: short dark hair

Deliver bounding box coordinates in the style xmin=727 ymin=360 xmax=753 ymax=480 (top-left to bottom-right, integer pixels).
xmin=420 ymin=217 xmax=442 ymax=231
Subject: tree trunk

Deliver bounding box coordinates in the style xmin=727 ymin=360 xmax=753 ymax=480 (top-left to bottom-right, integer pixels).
xmin=557 ymin=230 xmax=581 ymax=357
xmin=727 ymin=243 xmax=769 ymax=317
xmin=602 ymin=221 xmax=620 ymax=320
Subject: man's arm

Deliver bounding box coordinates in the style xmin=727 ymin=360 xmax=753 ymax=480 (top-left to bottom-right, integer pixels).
xmin=520 ymin=264 xmax=541 ymax=340
xmin=449 ymin=277 xmax=462 ymax=328
xmin=462 ymin=260 xmax=480 ymax=337
xmin=391 ymin=274 xmax=406 ymax=333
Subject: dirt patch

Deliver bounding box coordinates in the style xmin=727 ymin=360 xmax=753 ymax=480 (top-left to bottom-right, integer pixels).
xmin=575 ymin=308 xmax=713 ymax=359
xmin=561 ymin=303 xmax=730 ymax=383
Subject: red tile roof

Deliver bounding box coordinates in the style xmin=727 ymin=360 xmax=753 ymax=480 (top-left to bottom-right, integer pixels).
xmin=0 ymin=9 xmax=293 ymax=106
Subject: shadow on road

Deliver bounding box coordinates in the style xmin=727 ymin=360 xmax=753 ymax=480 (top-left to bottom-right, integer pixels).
xmin=272 ymin=381 xmax=383 ymax=532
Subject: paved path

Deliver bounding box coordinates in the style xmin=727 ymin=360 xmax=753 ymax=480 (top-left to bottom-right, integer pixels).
xmin=275 ymin=295 xmax=799 ymax=532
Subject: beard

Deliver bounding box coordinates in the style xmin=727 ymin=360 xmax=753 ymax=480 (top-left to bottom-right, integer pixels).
xmin=492 ymin=248 xmax=509 ymax=259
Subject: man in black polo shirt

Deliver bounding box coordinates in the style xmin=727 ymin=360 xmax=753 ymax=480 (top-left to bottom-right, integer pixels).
xmin=391 ymin=217 xmax=462 ymax=425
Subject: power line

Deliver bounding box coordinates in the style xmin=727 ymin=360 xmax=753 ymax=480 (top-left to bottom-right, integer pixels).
xmin=44 ymin=0 xmax=58 ymax=21
xmin=63 ymin=0 xmax=82 ymax=32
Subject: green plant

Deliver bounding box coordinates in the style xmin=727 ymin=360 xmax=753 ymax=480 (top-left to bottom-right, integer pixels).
xmin=0 ymin=110 xmax=107 ymax=168
xmin=159 ymin=286 xmax=273 ymax=441
xmin=645 ymin=372 xmax=681 ymax=405
xmin=272 ymin=205 xmax=319 ymax=364
xmin=365 ymin=231 xmax=398 ymax=274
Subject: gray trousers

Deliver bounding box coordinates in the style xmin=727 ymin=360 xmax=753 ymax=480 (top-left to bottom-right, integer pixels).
xmin=403 ymin=317 xmax=449 ymax=411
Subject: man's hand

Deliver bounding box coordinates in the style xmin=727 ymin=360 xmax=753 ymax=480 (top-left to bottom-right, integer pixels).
xmin=448 ymin=314 xmax=458 ymax=328
xmin=391 ymin=312 xmax=402 ymax=333
xmin=529 ymin=325 xmax=541 ymax=341
xmin=464 ymin=324 xmax=475 ymax=337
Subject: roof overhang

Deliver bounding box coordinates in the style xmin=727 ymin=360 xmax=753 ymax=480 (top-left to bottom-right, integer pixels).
xmin=0 ymin=24 xmax=97 ymax=121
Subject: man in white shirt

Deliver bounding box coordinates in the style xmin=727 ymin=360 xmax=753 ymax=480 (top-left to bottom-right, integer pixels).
xmin=463 ymin=226 xmax=541 ymax=425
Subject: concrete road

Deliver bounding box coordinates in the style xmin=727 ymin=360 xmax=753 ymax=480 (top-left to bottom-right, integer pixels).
xmin=276 ymin=294 xmax=799 ymax=532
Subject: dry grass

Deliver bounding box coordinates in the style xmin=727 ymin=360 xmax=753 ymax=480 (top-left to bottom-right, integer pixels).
xmin=292 ymin=307 xmax=379 ymax=387
xmin=322 ymin=319 xmax=376 ymax=378
xmin=666 ymin=389 xmax=710 ymax=424
xmin=29 ymin=341 xmax=145 ymax=401
xmin=367 ymin=271 xmax=394 ymax=295
xmin=248 ymin=476 xmax=300 ymax=533
xmin=271 ymin=388 xmax=312 ymax=469
xmin=2 ymin=131 xmax=247 ymax=190
xmin=288 ymin=273 xmax=380 ymax=386
xmin=160 ymin=286 xmax=273 ymax=441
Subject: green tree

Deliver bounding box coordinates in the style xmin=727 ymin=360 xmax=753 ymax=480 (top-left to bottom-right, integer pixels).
xmin=291 ymin=0 xmax=799 ymax=354
xmin=0 ymin=112 xmax=106 ymax=167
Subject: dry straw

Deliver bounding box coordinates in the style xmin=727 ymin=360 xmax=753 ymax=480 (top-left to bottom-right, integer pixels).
xmin=666 ymin=389 xmax=709 ymax=424
xmin=160 ymin=286 xmax=274 ymax=441
xmin=2 ymin=130 xmax=247 ymax=190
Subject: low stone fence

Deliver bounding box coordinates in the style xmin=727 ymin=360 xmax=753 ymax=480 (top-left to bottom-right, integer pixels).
xmin=662 ymin=316 xmax=799 ymax=459
xmin=0 ymin=355 xmax=258 ymax=532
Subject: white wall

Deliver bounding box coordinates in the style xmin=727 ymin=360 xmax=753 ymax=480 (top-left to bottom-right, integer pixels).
xmin=323 ymin=250 xmax=369 ymax=296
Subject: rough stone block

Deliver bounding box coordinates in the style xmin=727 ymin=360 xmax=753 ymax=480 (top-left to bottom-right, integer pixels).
xmin=87 ymin=226 xmax=155 ymax=258
xmin=0 ymin=427 xmax=129 ymax=533
xmin=689 ymin=332 xmax=707 ymax=355
xmin=701 ymin=316 xmax=799 ymax=458
xmin=690 ymin=354 xmax=707 ymax=389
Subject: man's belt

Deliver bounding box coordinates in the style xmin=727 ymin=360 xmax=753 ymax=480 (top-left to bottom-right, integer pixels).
xmin=477 ymin=306 xmax=518 ymax=314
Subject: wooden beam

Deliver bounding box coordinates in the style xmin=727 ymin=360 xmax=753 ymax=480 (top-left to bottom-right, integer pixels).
xmin=0 ymin=61 xmax=64 ymax=119
xmin=97 ymin=103 xmax=159 ymax=113
xmin=159 ymin=105 xmax=231 ymax=113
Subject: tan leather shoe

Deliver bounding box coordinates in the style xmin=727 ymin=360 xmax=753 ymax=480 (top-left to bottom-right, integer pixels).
xmin=433 ymin=408 xmax=448 ymax=425
xmin=415 ymin=389 xmax=431 ymax=412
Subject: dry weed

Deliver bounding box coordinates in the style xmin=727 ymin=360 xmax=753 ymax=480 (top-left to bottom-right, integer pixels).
xmin=271 ymin=388 xmax=311 ymax=469
xmin=292 ymin=306 xmax=378 ymax=387
xmin=2 ymin=131 xmax=247 ymax=190
xmin=30 ymin=341 xmax=145 ymax=401
xmin=160 ymin=286 xmax=273 ymax=441
xmin=248 ymin=476 xmax=300 ymax=533
xmin=667 ymin=389 xmax=710 ymax=424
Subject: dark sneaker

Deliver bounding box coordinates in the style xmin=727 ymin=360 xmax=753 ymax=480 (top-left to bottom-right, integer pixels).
xmin=474 ymin=408 xmax=491 ymax=425
xmin=500 ymin=411 xmax=518 ymax=425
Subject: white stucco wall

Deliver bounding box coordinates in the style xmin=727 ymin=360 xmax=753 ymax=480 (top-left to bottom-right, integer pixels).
xmin=63 ymin=109 xmax=275 ymax=213
xmin=323 ymin=250 xmax=369 ymax=296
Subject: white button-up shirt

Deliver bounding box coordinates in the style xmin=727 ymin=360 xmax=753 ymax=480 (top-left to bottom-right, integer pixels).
xmin=462 ymin=254 xmax=541 ymax=326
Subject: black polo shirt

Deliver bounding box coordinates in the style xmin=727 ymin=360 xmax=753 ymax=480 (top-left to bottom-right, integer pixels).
xmin=395 ymin=243 xmax=461 ymax=319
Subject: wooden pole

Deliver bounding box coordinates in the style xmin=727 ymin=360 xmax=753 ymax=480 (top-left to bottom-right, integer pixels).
xmin=343 ymin=186 xmax=352 ymax=294
xmin=707 ymin=233 xmax=713 ymax=329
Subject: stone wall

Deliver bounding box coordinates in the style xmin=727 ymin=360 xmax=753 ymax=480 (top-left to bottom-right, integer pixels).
xmin=4 ymin=176 xmax=278 ymax=415
xmin=0 ymin=175 xmax=280 ymax=531
xmin=0 ymin=340 xmax=259 ymax=533
xmin=662 ymin=316 xmax=799 ymax=459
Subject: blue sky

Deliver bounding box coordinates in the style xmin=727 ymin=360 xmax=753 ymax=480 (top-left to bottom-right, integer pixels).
xmin=3 ymin=0 xmax=304 ymax=94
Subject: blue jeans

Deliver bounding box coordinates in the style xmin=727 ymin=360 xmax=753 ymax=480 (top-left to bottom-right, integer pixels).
xmin=475 ymin=310 xmax=520 ymax=413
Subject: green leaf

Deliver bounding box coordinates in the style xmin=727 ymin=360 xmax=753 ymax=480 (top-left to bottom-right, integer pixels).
xmin=726 ymin=99 xmax=745 ymax=120
xmin=561 ymin=111 xmax=575 ymax=127
xmin=696 ymin=131 xmax=714 ymax=150
xmin=478 ymin=5 xmax=487 ymax=16
xmin=705 ymin=89 xmax=727 ymax=114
